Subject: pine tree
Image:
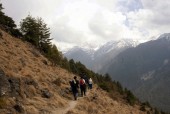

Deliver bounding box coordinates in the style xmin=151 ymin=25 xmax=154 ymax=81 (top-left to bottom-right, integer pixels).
xmin=20 ymin=15 xmax=39 ymax=46
xmin=0 ymin=3 xmax=3 ymax=12
xmin=0 ymin=2 xmax=18 ymax=36
xmin=61 ymin=57 xmax=70 ymax=71
xmin=37 ymin=18 xmax=52 ymax=51
xmin=69 ymin=59 xmax=78 ymax=74
xmin=47 ymin=44 xmax=62 ymax=66
xmin=20 ymin=15 xmax=52 ymax=50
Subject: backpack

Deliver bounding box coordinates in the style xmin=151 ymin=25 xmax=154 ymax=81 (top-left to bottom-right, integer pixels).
xmin=70 ymin=79 xmax=79 ymax=88
xmin=70 ymin=80 xmax=75 ymax=87
xmin=80 ymin=79 xmax=85 ymax=85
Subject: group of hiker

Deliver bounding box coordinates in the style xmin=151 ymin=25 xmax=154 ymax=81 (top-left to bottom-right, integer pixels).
xmin=69 ymin=76 xmax=93 ymax=100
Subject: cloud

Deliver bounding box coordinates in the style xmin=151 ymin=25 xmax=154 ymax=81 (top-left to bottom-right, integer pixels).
xmin=2 ymin=0 xmax=170 ymax=51
xmin=89 ymin=10 xmax=127 ymax=40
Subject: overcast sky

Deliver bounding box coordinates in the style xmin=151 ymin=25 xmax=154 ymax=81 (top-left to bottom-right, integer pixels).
xmin=1 ymin=0 xmax=170 ymax=51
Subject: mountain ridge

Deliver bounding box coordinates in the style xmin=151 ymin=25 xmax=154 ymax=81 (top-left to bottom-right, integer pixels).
xmin=104 ymin=33 xmax=170 ymax=112
xmin=64 ymin=39 xmax=139 ymax=72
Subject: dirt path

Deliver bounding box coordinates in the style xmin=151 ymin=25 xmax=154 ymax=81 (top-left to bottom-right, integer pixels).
xmin=52 ymin=91 xmax=90 ymax=114
xmin=52 ymin=101 xmax=77 ymax=114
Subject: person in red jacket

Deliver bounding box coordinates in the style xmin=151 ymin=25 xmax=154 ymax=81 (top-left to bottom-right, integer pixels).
xmin=79 ymin=77 xmax=86 ymax=97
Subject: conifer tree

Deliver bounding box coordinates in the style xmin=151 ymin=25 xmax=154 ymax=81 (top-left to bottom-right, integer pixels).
xmin=20 ymin=15 xmax=52 ymax=50
xmin=47 ymin=44 xmax=62 ymax=66
xmin=0 ymin=2 xmax=18 ymax=36
xmin=20 ymin=15 xmax=39 ymax=46
xmin=69 ymin=59 xmax=77 ymax=74
xmin=37 ymin=17 xmax=52 ymax=51
xmin=0 ymin=3 xmax=3 ymax=12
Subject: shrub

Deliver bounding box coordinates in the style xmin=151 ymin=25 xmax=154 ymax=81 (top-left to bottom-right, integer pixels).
xmin=98 ymin=82 xmax=110 ymax=92
xmin=140 ymin=105 xmax=146 ymax=111
xmin=126 ymin=90 xmax=136 ymax=106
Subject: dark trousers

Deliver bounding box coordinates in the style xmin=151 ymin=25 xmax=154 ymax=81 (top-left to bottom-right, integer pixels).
xmin=89 ymin=84 xmax=92 ymax=89
xmin=72 ymin=88 xmax=78 ymax=100
xmin=80 ymin=84 xmax=86 ymax=96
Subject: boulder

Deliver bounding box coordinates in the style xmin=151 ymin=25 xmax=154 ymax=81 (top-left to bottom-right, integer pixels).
xmin=41 ymin=89 xmax=52 ymax=98
xmin=8 ymin=77 xmax=20 ymax=97
xmin=14 ymin=103 xmax=25 ymax=113
xmin=0 ymin=69 xmax=10 ymax=97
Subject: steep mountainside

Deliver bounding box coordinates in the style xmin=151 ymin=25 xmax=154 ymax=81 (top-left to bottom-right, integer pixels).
xmin=104 ymin=34 xmax=170 ymax=112
xmin=64 ymin=39 xmax=138 ymax=72
xmin=0 ymin=30 xmax=150 ymax=114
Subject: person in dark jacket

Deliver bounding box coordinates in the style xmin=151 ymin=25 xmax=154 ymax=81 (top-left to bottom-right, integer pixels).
xmin=70 ymin=76 xmax=79 ymax=100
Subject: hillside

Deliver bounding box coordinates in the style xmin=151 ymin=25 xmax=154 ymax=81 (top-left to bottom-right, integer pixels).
xmin=104 ymin=35 xmax=170 ymax=112
xmin=0 ymin=30 xmax=154 ymax=114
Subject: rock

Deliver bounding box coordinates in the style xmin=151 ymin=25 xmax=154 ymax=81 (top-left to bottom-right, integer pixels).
xmin=41 ymin=89 xmax=52 ymax=98
xmin=8 ymin=77 xmax=20 ymax=97
xmin=23 ymin=77 xmax=38 ymax=89
xmin=42 ymin=60 xmax=48 ymax=65
xmin=8 ymin=77 xmax=39 ymax=98
xmin=59 ymin=88 xmax=70 ymax=97
xmin=14 ymin=103 xmax=25 ymax=113
xmin=0 ymin=69 xmax=10 ymax=97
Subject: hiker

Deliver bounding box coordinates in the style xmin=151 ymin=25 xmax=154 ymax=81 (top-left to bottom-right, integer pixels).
xmin=88 ymin=78 xmax=93 ymax=89
xmin=79 ymin=77 xmax=86 ymax=97
xmin=70 ymin=76 xmax=79 ymax=100
xmin=84 ymin=75 xmax=89 ymax=89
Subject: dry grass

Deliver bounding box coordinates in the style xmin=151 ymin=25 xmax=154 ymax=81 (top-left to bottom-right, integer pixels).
xmin=69 ymin=85 xmax=147 ymax=114
xmin=0 ymin=29 xmax=149 ymax=114
xmin=0 ymin=97 xmax=7 ymax=109
xmin=0 ymin=30 xmax=73 ymax=113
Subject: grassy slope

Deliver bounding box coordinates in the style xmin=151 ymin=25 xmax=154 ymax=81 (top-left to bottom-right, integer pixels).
xmin=0 ymin=29 xmax=147 ymax=114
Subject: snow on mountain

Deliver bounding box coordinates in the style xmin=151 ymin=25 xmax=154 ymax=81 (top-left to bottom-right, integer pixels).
xmin=94 ymin=39 xmax=139 ymax=57
xmin=158 ymin=33 xmax=170 ymax=41
xmin=65 ymin=39 xmax=139 ymax=58
xmin=64 ymin=39 xmax=139 ymax=71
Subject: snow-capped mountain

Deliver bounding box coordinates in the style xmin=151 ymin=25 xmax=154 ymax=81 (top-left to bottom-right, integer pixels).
xmin=158 ymin=33 xmax=170 ymax=41
xmin=94 ymin=39 xmax=138 ymax=57
xmin=64 ymin=39 xmax=139 ymax=71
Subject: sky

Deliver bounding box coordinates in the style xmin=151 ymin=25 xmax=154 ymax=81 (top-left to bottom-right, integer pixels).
xmin=1 ymin=0 xmax=170 ymax=51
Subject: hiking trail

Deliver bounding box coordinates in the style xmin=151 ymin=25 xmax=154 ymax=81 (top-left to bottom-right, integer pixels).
xmin=52 ymin=91 xmax=90 ymax=114
xmin=52 ymin=100 xmax=77 ymax=114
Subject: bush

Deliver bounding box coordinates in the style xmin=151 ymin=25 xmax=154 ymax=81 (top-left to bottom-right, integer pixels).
xmin=98 ymin=82 xmax=110 ymax=92
xmin=142 ymin=101 xmax=151 ymax=107
xmin=126 ymin=90 xmax=136 ymax=106
xmin=140 ymin=105 xmax=146 ymax=111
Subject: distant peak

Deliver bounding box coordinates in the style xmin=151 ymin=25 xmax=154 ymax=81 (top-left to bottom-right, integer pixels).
xmin=158 ymin=33 xmax=170 ymax=41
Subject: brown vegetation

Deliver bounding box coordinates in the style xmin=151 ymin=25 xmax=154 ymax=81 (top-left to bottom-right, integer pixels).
xmin=0 ymin=29 xmax=154 ymax=114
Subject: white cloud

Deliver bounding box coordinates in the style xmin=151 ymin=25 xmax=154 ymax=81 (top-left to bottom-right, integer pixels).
xmin=2 ymin=0 xmax=170 ymax=51
xmin=89 ymin=11 xmax=127 ymax=39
